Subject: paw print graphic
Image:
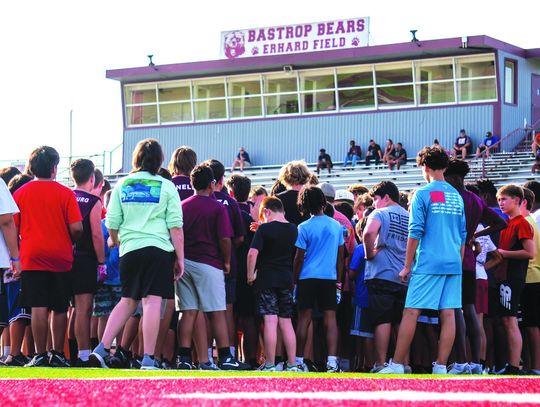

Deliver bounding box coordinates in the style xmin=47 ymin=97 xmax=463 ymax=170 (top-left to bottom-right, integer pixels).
xmin=251 ymin=47 xmax=259 ymax=55
xmin=352 ymin=37 xmax=360 ymax=46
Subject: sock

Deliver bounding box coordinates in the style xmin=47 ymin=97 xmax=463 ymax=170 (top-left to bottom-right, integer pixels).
xmin=90 ymin=337 xmax=99 ymax=350
xmin=327 ymin=355 xmax=338 ymax=367
xmin=296 ymin=356 xmax=304 ymax=366
xmin=93 ymin=342 xmax=109 ymax=358
xmin=218 ymin=347 xmax=231 ymax=360
xmin=69 ymin=339 xmax=78 ymax=363
xmin=78 ymin=349 xmax=91 ymax=362
xmin=229 ymin=346 xmax=236 ymax=358
xmin=3 ymin=346 xmax=10 ymax=357
xmin=207 ymin=347 xmax=214 ymax=363
xmin=141 ymin=354 xmax=155 ymax=367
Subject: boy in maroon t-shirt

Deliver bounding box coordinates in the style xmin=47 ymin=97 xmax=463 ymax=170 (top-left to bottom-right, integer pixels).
xmin=14 ymin=146 xmax=83 ymax=367
xmin=496 ymin=184 xmax=535 ymax=374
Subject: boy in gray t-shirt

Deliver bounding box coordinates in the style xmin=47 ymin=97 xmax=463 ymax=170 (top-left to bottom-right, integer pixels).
xmin=362 ymin=181 xmax=409 ymax=371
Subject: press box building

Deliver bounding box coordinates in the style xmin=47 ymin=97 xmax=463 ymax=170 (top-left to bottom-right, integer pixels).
xmin=106 ymin=27 xmax=540 ymax=170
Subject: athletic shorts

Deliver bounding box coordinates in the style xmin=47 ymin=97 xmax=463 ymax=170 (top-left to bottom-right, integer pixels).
xmin=71 ymin=255 xmax=98 ymax=295
xmin=225 ymin=277 xmax=236 ymax=305
xmin=120 ymin=247 xmax=175 ymax=301
xmin=92 ymin=285 xmax=122 ymax=317
xmin=405 ymin=274 xmax=462 ymax=310
xmin=475 ymin=279 xmax=489 ymax=315
xmin=235 ymin=279 xmax=256 ymax=317
xmin=20 ymin=270 xmax=71 ymax=312
xmin=175 ymin=259 xmax=226 ymax=312
xmin=462 ymin=270 xmax=476 ymax=305
xmin=6 ymin=279 xmax=30 ymax=324
xmin=0 ymin=274 xmax=7 ymax=327
xmin=417 ymin=309 xmax=439 ymax=325
xmin=365 ymin=279 xmax=407 ymax=326
xmin=256 ymin=288 xmax=293 ymax=318
xmin=133 ymin=298 xmax=168 ymax=319
xmin=497 ymin=278 xmax=525 ymax=317
xmin=350 ymin=305 xmax=374 ymax=338
xmin=296 ymin=278 xmax=337 ymax=312
xmin=520 ymin=282 xmax=540 ymax=327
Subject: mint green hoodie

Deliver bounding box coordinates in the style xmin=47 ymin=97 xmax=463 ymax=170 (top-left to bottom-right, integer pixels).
xmin=106 ymin=172 xmax=183 ymax=256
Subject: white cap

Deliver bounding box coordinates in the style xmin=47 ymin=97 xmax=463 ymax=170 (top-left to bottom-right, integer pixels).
xmin=335 ymin=189 xmax=355 ymax=203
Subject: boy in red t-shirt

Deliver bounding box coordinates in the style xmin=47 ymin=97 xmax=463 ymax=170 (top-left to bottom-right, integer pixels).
xmin=496 ymin=184 xmax=536 ymax=374
xmin=14 ymin=146 xmax=83 ymax=367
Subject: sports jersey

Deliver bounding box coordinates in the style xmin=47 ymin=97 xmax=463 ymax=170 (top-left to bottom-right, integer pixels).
xmin=0 ymin=179 xmax=19 ymax=269
xmin=171 ymin=175 xmax=194 ymax=202
xmin=14 ymin=180 xmax=82 ymax=272
xmin=106 ymin=171 xmax=183 ymax=256
xmin=74 ymin=190 xmax=100 ymax=258
xmin=496 ymin=215 xmax=534 ymax=283
xmin=409 ymin=180 xmax=466 ymax=275
xmin=525 ymin=215 xmax=540 ymax=284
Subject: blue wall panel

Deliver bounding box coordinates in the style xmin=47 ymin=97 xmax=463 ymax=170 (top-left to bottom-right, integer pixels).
xmin=122 ymin=104 xmax=493 ymax=169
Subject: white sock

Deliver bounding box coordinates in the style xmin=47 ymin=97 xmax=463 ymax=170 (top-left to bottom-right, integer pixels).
xmin=229 ymin=346 xmax=236 ymax=358
xmin=207 ymin=348 xmax=214 ymax=363
xmin=78 ymin=349 xmax=91 ymax=362
xmin=2 ymin=346 xmax=10 ymax=357
xmin=296 ymin=356 xmax=304 ymax=365
xmin=327 ymin=355 xmax=338 ymax=367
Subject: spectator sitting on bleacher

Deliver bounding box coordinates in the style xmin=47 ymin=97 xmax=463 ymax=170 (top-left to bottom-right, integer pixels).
xmin=231 ymin=147 xmax=251 ymax=173
xmin=343 ymin=140 xmax=362 ymax=168
xmin=387 ymin=143 xmax=407 ymax=171
xmin=531 ymin=149 xmax=540 ymax=175
xmin=475 ymin=132 xmax=499 ymax=159
xmin=452 ymin=129 xmax=473 ymax=160
xmin=532 ymin=131 xmax=540 ymax=156
xmin=382 ymin=139 xmax=395 ymax=165
xmin=316 ymin=149 xmax=333 ymax=175
xmin=365 ymin=139 xmax=383 ymax=167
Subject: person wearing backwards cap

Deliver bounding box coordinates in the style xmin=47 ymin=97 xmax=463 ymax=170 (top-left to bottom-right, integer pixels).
xmin=475 ymin=132 xmax=499 ymax=159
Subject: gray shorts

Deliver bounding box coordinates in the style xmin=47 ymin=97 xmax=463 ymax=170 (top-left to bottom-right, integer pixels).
xmin=175 ymin=259 xmax=226 ymax=312
xmin=133 ymin=298 xmax=168 ymax=320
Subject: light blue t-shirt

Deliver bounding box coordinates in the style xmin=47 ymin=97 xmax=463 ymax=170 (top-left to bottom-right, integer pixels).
xmin=364 ymin=205 xmax=409 ymax=285
xmin=409 ymin=180 xmax=466 ymax=275
xmin=295 ymin=214 xmax=344 ymax=280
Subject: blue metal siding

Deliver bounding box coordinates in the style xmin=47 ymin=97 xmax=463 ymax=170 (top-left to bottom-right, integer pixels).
xmin=499 ymin=51 xmax=540 ymax=137
xmin=122 ymin=105 xmax=493 ymax=169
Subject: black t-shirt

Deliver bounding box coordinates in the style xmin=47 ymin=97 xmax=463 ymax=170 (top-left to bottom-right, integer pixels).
xmin=237 ymin=202 xmax=254 ymax=282
xmin=250 ymin=221 xmax=298 ymax=291
xmin=318 ymin=153 xmax=332 ymax=163
xmin=367 ymin=144 xmax=382 ymax=156
xmin=277 ymin=189 xmax=309 ymax=226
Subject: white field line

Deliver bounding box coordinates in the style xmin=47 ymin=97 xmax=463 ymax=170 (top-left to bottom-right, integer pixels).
xmin=165 ymin=390 xmax=540 ymax=403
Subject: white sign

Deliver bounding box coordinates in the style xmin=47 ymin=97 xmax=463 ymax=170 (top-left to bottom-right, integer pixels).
xmin=220 ymin=17 xmax=369 ymax=60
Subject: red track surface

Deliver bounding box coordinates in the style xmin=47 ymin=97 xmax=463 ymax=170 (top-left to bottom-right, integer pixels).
xmin=1 ymin=377 xmax=539 ymax=406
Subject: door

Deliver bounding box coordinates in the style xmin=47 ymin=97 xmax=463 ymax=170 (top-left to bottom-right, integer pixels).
xmin=533 ymin=74 xmax=540 ymax=126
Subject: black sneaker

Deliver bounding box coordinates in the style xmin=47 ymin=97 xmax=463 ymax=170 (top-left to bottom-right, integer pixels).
xmin=161 ymin=359 xmax=174 ymax=370
xmin=24 ymin=352 xmax=50 ymax=367
xmin=176 ymin=355 xmax=194 ymax=370
xmin=1 ymin=354 xmax=29 ymax=367
xmin=218 ymin=357 xmax=251 ymax=371
xmin=130 ymin=357 xmax=142 ymax=369
xmin=113 ymin=347 xmax=132 ymax=369
xmin=73 ymin=358 xmax=92 ymax=368
xmin=49 ymin=351 xmax=71 ymax=368
xmin=499 ymin=365 xmax=526 ymax=375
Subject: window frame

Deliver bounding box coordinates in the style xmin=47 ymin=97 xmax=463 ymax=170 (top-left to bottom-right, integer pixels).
xmin=503 ymin=58 xmax=518 ymax=106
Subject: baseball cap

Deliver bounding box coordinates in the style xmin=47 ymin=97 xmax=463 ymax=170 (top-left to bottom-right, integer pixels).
xmin=335 ymin=189 xmax=355 ymax=204
xmin=318 ymin=182 xmax=336 ymax=199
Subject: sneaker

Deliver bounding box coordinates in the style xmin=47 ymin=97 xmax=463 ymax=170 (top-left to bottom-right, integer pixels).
xmin=258 ymin=364 xmax=276 ymax=372
xmin=304 ymin=359 xmax=319 ymax=372
xmin=113 ymin=347 xmax=132 ymax=369
xmin=73 ymin=358 xmax=91 ymax=368
xmin=404 ymin=365 xmax=413 ymax=374
xmin=198 ymin=361 xmax=220 ymax=371
xmin=297 ymin=362 xmax=309 ymax=372
xmin=490 ymin=364 xmax=507 ymax=375
xmin=498 ymin=365 xmax=526 ymax=375
xmin=529 ymin=369 xmax=540 ymax=375
xmin=140 ymin=365 xmax=160 ymax=371
xmin=176 ymin=356 xmax=194 ymax=370
xmin=468 ymin=363 xmax=483 ymax=374
xmin=448 ymin=363 xmax=472 ymax=374
xmin=285 ymin=363 xmax=300 ymax=372
xmin=24 ymin=352 xmax=50 ymax=367
xmin=1 ymin=354 xmax=29 ymax=367
xmin=274 ymin=361 xmax=285 ymax=371
xmin=160 ymin=359 xmax=174 ymax=370
xmin=49 ymin=351 xmax=71 ymax=368
xmin=432 ymin=362 xmax=447 ymax=374
xmin=88 ymin=351 xmax=120 ymax=368
xmin=218 ymin=357 xmax=251 ymax=371
xmin=369 ymin=363 xmax=386 ymax=373
xmin=130 ymin=357 xmax=142 ymax=369
xmin=377 ymin=360 xmax=405 ymax=374
xmin=326 ymin=363 xmax=342 ymax=373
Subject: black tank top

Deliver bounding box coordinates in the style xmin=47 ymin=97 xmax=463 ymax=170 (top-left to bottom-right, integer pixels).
xmin=74 ymin=190 xmax=100 ymax=258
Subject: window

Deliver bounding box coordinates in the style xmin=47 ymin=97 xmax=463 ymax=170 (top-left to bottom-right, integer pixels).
xmin=123 ymin=53 xmax=499 ymax=127
xmin=504 ymin=59 xmax=516 ymax=104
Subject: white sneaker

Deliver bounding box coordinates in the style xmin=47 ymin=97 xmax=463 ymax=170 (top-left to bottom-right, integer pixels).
xmin=448 ymin=363 xmax=472 ymax=374
xmin=297 ymin=362 xmax=309 ymax=372
xmin=432 ymin=362 xmax=447 ymax=374
xmin=377 ymin=360 xmax=405 ymax=374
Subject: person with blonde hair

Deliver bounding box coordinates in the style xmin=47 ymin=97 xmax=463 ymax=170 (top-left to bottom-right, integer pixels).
xmin=276 ymin=161 xmax=312 ymax=225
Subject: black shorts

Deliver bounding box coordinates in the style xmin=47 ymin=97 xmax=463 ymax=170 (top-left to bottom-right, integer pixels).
xmin=365 ymin=279 xmax=407 ymax=326
xmin=71 ymin=255 xmax=98 ymax=295
xmin=20 ymin=271 xmax=71 ymax=312
xmin=256 ymin=288 xmax=294 ymax=318
xmin=0 ymin=274 xmax=8 ymax=327
xmin=225 ymin=277 xmax=236 ymax=305
xmin=235 ymin=280 xmax=256 ymax=317
xmin=521 ymin=283 xmax=540 ymax=328
xmin=119 ymin=247 xmax=175 ymax=300
xmin=296 ymin=278 xmax=337 ymax=312
xmin=497 ymin=278 xmax=526 ymax=317
xmin=462 ymin=270 xmax=476 ymax=305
